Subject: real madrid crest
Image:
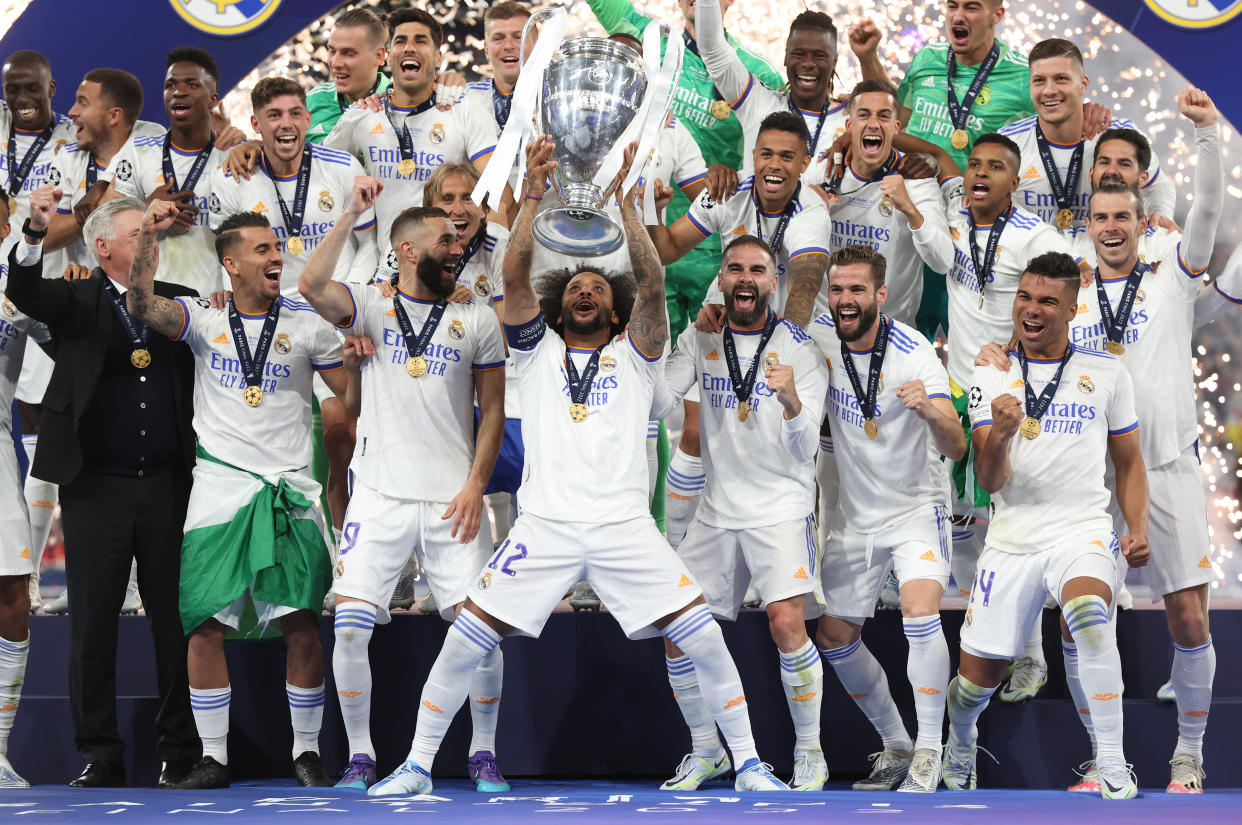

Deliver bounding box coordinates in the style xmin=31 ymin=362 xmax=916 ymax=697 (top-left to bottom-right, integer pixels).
xmin=763 ymin=351 xmax=780 ymax=368
xmin=318 ymin=189 xmax=334 ymax=212
xmin=1077 ymin=375 xmax=1095 ymax=394
xmin=430 ymin=123 xmax=445 ymax=144
xmin=1 ymin=298 xmax=15 ymax=317
xmin=275 ymin=332 xmax=292 ymax=355
xmin=448 ymin=319 xmax=465 ymax=340
xmin=878 ymin=197 xmax=893 ymax=217
xmin=600 ymin=355 xmax=617 ymax=372
xmin=976 ymin=84 xmax=992 ymax=106
xmin=1135 ymin=288 xmax=1146 ymax=305
xmin=473 ymin=275 xmax=491 ymax=297
xmin=477 ymin=571 xmax=493 ymax=591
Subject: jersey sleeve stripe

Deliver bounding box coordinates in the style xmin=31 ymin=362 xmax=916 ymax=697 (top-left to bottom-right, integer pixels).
xmin=1108 ymin=421 xmax=1139 ymax=437
xmin=336 ymin=289 xmax=358 ymax=330
xmin=472 ymin=360 xmax=505 ymax=371
xmin=684 ymin=212 xmax=712 ymax=238
xmin=928 ymin=393 xmax=951 ymax=401
xmin=172 ymin=298 xmax=191 ymax=342
xmin=677 ymin=171 xmax=706 ymax=190
xmin=313 ymin=361 xmax=344 ymax=372
xmin=353 ymin=218 xmax=377 ymax=232
xmin=470 ymin=146 xmax=496 ymax=164
xmin=1177 ymin=246 xmax=1207 ymax=278
xmin=970 ymin=419 xmax=993 ymax=433
xmin=1141 ymin=167 xmax=1159 ymax=189
xmin=729 ymin=74 xmax=755 ymax=110
xmin=491 ymin=295 xmax=504 ymax=304
xmin=627 ymin=332 xmax=661 ymax=362
xmin=789 ymin=247 xmax=829 ymax=260
xmin=1213 ymin=281 xmax=1242 ymax=304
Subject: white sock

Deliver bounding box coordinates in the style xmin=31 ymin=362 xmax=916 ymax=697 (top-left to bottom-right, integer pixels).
xmin=945 ymin=674 xmax=995 ymax=751
xmin=663 ymin=605 xmax=757 ymax=766
xmin=950 ymin=524 xmax=981 ymax=597
xmin=1062 ymin=640 xmax=1097 ymax=754
xmin=408 ymin=611 xmax=500 ymax=769
xmin=822 ymin=639 xmax=912 ymax=752
xmin=21 ymin=435 xmax=56 ymax=582
xmin=666 ymin=655 xmax=725 ymax=759
xmin=903 ymin=615 xmax=949 ymax=753
xmin=468 ymin=646 xmax=504 ymax=756
xmin=1064 ymin=595 xmax=1124 ymax=762
xmin=333 ymin=603 xmax=377 ymax=759
xmin=286 ymin=682 xmax=325 ymax=758
xmin=664 ymin=450 xmax=704 ymax=548
xmin=190 ymin=686 xmax=231 ymax=764
xmin=1172 ymin=636 xmax=1215 ymax=763
xmin=1023 ymin=612 xmax=1046 ymax=667
xmin=646 ymin=420 xmax=660 ymax=499
xmin=815 ymin=438 xmax=838 ymax=549
xmin=0 ymin=635 xmax=29 ymax=755
xmin=778 ymin=639 xmax=823 ymax=755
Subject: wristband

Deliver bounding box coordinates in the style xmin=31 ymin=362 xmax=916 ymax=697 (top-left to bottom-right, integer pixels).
xmin=525 ymin=193 xmax=543 ymax=202
xmin=22 ymin=217 xmax=47 ymax=240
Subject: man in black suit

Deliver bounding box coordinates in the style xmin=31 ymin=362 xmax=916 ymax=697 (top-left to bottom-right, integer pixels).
xmin=5 ymin=185 xmax=199 ymax=788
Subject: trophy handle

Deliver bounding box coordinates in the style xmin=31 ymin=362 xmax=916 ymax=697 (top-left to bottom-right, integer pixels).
xmin=520 ymin=6 xmax=564 ymax=72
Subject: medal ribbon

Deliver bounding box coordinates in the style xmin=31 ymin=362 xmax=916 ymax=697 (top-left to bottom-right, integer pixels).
xmin=945 ymin=40 xmax=1000 ymax=133
xmin=6 ymin=121 xmax=53 ymax=201
xmin=103 ymin=281 xmax=151 ymax=350
xmin=161 ymin=132 xmax=215 ymax=194
xmin=1016 ymin=341 xmax=1074 ymax=422
xmin=839 ymin=314 xmax=890 ymax=423
xmin=1094 ymin=262 xmax=1147 ymax=349
xmin=968 ymin=205 xmax=1010 ymax=302
xmin=86 ymin=157 xmax=101 ymax=189
xmin=826 ymin=150 xmax=898 ymax=195
xmin=791 ymin=98 xmax=831 ymax=158
xmin=384 ymin=94 xmax=436 ymax=167
xmin=565 ymin=344 xmax=605 ymax=407
xmin=263 ymin=146 xmax=313 ymax=251
xmin=754 ymin=181 xmax=800 ymax=258
xmin=454 ymin=231 xmax=485 ymax=279
xmin=227 ymin=297 xmax=282 ymax=390
xmin=492 ymin=82 xmax=512 ymax=129
xmin=339 ymin=75 xmax=384 ymax=114
xmin=392 ymin=295 xmax=447 ymax=362
xmin=1034 ymin=125 xmax=1084 ymax=218
xmin=722 ymin=309 xmax=780 ymax=409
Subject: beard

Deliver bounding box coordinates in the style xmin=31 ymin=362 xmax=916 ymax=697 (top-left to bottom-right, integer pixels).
xmin=724 ymin=286 xmax=769 ymax=329
xmin=830 ymin=300 xmax=879 ymax=343
xmin=563 ymin=303 xmax=610 ymax=336
xmin=416 ymin=253 xmax=455 ymax=299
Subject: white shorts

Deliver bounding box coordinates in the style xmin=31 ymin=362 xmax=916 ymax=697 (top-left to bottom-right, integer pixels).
xmin=677 ymin=514 xmax=824 ymax=621
xmin=0 ymin=441 xmax=34 ymax=576
xmin=1110 ymin=445 xmax=1211 ymax=597
xmin=15 ymin=344 xmax=52 ymax=404
xmin=471 ymin=514 xmax=703 ymax=640
xmin=212 ymin=592 xmax=298 ymax=632
xmin=960 ymin=527 xmax=1122 ymax=660
xmin=331 ymin=479 xmax=494 ymax=623
xmin=821 ymin=505 xmax=951 ymax=623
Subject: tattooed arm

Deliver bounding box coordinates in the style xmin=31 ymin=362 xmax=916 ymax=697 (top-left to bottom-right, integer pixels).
xmin=781 ymin=251 xmax=829 ymax=328
xmin=127 ymin=200 xmax=190 ymax=338
xmin=620 ymin=168 xmax=669 ymax=358
xmin=501 ymin=135 xmax=555 ymax=329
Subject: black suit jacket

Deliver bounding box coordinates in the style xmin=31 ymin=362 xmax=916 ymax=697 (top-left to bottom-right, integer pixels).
xmin=5 ymin=246 xmax=198 ymax=485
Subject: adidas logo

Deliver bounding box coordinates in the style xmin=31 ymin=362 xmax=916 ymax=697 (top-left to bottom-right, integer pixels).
xmin=1022 ymin=165 xmax=1041 ymax=180
xmin=1187 ymin=709 xmax=1209 ymax=717
xmin=1078 ymin=303 xmax=1091 ymax=314
xmin=475 ymin=696 xmax=501 ymax=705
xmin=386 ymin=308 xmax=396 ymax=316
xmin=370 ymin=122 xmax=385 ymax=135
xmin=724 ymin=695 xmax=746 ymax=709
xmin=1092 ymin=692 xmax=1119 ymax=702
xmin=792 ymin=567 xmax=808 ymax=580
xmin=917 ymin=686 xmax=942 ymax=695
xmin=337 ymin=689 xmax=362 ymax=698
xmin=1009 ymin=378 xmax=1025 ymax=389
xmin=730 ymin=225 xmax=745 ymax=235
xmin=791 ymin=691 xmax=818 ymax=702
xmin=677 ymin=574 xmax=695 ymax=588
xmin=919 ymin=550 xmax=937 ymax=562
xmin=705 ymin=349 xmax=720 ymax=361
xmin=422 ymin=699 xmax=444 ymax=714
xmin=253 ymin=201 xmax=269 ymax=213
xmin=18 ymin=548 xmax=29 ymax=560
xmin=1198 ymin=555 xmax=1212 ymax=569
xmin=213 ymin=333 xmax=229 ymax=344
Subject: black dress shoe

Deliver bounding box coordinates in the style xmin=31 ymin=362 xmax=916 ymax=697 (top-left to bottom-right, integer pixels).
xmin=172 ymin=756 xmax=230 ymax=790
xmin=293 ymin=751 xmax=333 ymax=787
xmin=158 ymin=758 xmax=196 ymax=788
xmin=69 ymin=761 xmax=126 ymax=788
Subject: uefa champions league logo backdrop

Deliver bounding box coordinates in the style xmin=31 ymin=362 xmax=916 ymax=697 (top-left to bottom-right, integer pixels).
xmin=168 ymin=0 xmax=284 ymax=37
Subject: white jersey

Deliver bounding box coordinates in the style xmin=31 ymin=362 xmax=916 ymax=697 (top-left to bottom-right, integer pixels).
xmin=688 ymin=176 xmax=830 ymax=311
xmin=508 ymin=316 xmax=661 ymax=524
xmin=942 ymin=189 xmax=1073 ymax=386
xmin=967 ymin=347 xmax=1138 ymax=554
xmin=462 ymin=79 xmax=520 ymax=194
xmin=827 ymin=161 xmax=954 ymax=325
xmin=340 ymin=283 xmax=505 ymax=501
xmin=0 ymin=111 xmax=75 ymax=262
xmin=810 ymin=314 xmax=952 ymax=533
xmin=173 ymin=295 xmax=344 ymax=475
xmin=110 ymin=129 xmax=226 ymax=297
xmin=208 ymin=143 xmax=377 ymax=298
xmin=646 ymin=116 xmax=708 ymax=195
xmin=999 ymin=114 xmax=1174 ymax=227
xmin=325 ymin=97 xmax=497 ymax=279
xmin=663 ymin=317 xmax=828 ymax=529
xmin=1069 ymin=229 xmax=1201 ymax=469
xmin=0 ymin=271 xmax=51 ymax=433
xmin=454 ymin=224 xmax=521 ymax=420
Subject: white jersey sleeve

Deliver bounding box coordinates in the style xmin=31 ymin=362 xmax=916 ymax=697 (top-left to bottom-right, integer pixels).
xmin=323 ymin=105 xmax=367 ymax=156
xmin=694 ymin=0 xmax=758 ymax=115
xmin=662 ymin=329 xmax=700 ymax=412
xmin=907 ymin=176 xmax=954 ymax=275
xmin=666 ymin=118 xmax=708 ymax=194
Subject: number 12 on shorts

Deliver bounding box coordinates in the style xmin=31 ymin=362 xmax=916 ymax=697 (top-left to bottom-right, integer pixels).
xmin=487 ymin=539 xmax=527 ymax=577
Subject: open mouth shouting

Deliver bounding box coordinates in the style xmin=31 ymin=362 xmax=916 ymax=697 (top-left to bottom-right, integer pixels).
xmin=759 ymin=171 xmax=787 ymax=196
xmin=968 ymin=179 xmax=992 ymax=202
xmin=264 ymin=262 xmax=283 ymax=284
xmin=859 ymin=132 xmax=885 ymax=159
xmin=273 ymin=131 xmax=299 ymax=152
xmin=731 ymin=283 xmax=757 ymax=315
xmin=169 ymin=100 xmax=193 ymax=121
xmin=1019 ymin=314 xmax=1047 ymax=342
xmin=949 ymin=22 xmax=972 ymax=50
xmin=834 ymin=302 xmax=862 ymax=333
xmin=399 ymin=55 xmax=425 ymax=82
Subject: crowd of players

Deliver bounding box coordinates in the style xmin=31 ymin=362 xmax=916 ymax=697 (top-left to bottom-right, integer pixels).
xmin=0 ymin=0 xmax=1235 ymax=802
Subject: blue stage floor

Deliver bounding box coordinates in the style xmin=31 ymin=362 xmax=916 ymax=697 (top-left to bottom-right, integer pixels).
xmin=2 ymin=781 xmax=1240 ymax=823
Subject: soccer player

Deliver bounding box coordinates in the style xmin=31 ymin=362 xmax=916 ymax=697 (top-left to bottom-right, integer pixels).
xmin=306 ymin=7 xmax=391 ymax=145
xmin=957 ymin=251 xmax=1148 ymax=799
xmin=369 ymin=137 xmax=785 ymax=796
xmin=460 ymin=2 xmax=531 ymax=193
xmin=0 ymin=189 xmax=51 ymax=788
xmin=694 ymin=0 xmax=844 ymax=184
xmin=999 ymin=39 xmax=1172 ymax=232
xmin=808 ymin=246 xmax=964 ymax=793
xmin=297 ymin=178 xmax=509 ymax=792
xmin=105 ymin=47 xmax=239 ymax=298
xmin=653 ymin=234 xmax=828 ymax=790
xmin=325 ymin=7 xmax=499 ymax=282
xmin=126 ymin=202 xmax=350 ymax=789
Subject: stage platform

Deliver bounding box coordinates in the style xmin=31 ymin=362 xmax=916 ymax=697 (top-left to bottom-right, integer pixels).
xmin=10 ymin=606 xmax=1242 ymax=792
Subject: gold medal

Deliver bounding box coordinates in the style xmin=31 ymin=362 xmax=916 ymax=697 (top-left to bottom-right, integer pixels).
xmin=286 ymin=236 xmax=304 ymax=256
xmin=864 ymin=418 xmax=878 ymax=440
xmin=1019 ymin=415 xmax=1041 ymax=440
xmin=978 ymin=292 xmax=985 ymax=310
xmin=569 ymin=402 xmax=589 ymax=423
xmin=243 ymin=385 xmax=264 ymax=407
xmin=406 ymin=355 xmax=427 ymax=377
xmin=737 ymin=403 xmax=749 ymax=422
xmin=1056 ymin=208 xmax=1074 ymax=230
xmin=397 ymin=158 xmax=416 ymax=176
xmin=6 ymin=196 xmax=15 ymax=214
xmin=1105 ymin=340 xmax=1125 ymax=355
xmin=711 ymin=100 xmax=731 ymax=120
xmin=950 ymin=128 xmax=970 ymax=150
xmin=130 ymin=348 xmax=151 ymax=369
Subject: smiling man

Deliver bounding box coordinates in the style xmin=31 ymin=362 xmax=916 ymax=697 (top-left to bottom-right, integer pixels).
xmin=306 ymin=7 xmax=391 ymax=145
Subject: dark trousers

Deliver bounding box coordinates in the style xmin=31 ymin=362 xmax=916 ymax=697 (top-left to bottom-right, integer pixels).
xmin=59 ymin=466 xmax=198 ymax=767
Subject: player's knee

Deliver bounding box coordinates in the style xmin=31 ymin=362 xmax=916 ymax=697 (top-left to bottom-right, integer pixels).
xmin=814 ymin=617 xmax=860 ymax=652
xmin=767 ymin=604 xmax=807 ymax=649
xmin=1168 ymin=606 xmax=1209 ymax=648
xmin=0 ymin=576 xmax=30 ymax=640
xmin=1063 ymin=595 xmax=1112 ymax=653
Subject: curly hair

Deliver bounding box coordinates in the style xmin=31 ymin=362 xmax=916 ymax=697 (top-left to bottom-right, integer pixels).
xmin=537 ymin=264 xmax=637 ymax=339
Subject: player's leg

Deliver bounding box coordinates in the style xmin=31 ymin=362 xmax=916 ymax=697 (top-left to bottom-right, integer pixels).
xmin=1060 ymin=611 xmax=1101 ymax=792
xmin=283 ymin=608 xmax=330 ymax=786
xmin=319 ymin=396 xmax=356 ymax=532
xmin=815 ymin=423 xmax=838 ymax=550
xmin=17 ymin=389 xmax=54 ymax=611
xmin=664 ymin=398 xmax=704 ymax=548
xmin=181 ymin=618 xmax=232 ymax=788
xmin=0 ymin=575 xmax=30 ymax=787
xmin=1165 ymin=584 xmax=1211 ymax=793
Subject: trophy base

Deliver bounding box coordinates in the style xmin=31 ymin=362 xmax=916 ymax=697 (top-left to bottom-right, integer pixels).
xmin=532 ymin=206 xmax=624 ymax=257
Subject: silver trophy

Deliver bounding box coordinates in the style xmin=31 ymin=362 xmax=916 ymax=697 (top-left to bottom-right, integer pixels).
xmin=523 ymin=18 xmax=649 ymax=255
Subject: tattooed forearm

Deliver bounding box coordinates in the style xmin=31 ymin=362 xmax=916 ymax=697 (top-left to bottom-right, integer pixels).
xmin=501 ymin=194 xmax=542 ymax=325
xmin=782 ymin=253 xmax=829 ymax=328
xmin=126 ymin=227 xmax=185 ymax=338
xmin=622 ymin=199 xmax=668 ymax=355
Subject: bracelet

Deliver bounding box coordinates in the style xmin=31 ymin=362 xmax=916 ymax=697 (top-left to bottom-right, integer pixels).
xmin=22 ymin=217 xmax=47 ymax=240
xmin=525 ymin=194 xmax=543 ymax=202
